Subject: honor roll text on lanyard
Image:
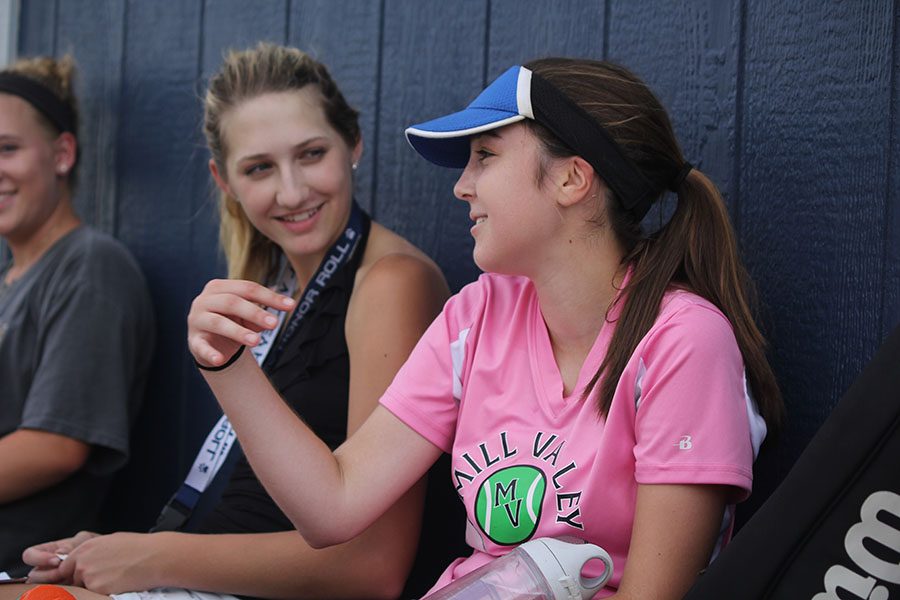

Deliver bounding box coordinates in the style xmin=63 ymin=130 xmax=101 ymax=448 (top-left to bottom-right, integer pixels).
xmin=152 ymin=202 xmax=367 ymax=532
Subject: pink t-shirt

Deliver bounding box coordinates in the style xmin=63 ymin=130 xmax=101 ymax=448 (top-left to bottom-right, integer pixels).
xmin=381 ymin=274 xmax=765 ymax=597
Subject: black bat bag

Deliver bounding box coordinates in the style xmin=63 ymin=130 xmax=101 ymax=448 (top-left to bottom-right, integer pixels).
xmin=683 ymin=325 xmax=900 ymax=600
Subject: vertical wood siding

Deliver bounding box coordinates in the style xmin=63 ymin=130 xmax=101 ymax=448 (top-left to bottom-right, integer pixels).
xmin=738 ymin=0 xmax=895 ymax=511
xmin=377 ymin=0 xmax=485 ymax=291
xmin=887 ymin=4 xmax=900 ymax=339
xmin=11 ymin=0 xmax=899 ymax=532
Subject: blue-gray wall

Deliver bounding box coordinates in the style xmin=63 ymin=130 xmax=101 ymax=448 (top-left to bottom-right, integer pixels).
xmin=13 ymin=0 xmax=899 ymax=531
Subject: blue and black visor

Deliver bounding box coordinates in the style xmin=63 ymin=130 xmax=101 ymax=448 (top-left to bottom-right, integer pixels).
xmin=405 ymin=65 xmax=663 ymax=221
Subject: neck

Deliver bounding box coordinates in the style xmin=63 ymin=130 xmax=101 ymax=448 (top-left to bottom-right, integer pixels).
xmin=531 ymin=234 xmax=626 ymax=357
xmin=286 ymin=252 xmax=324 ymax=293
xmin=286 ymin=202 xmax=356 ymax=291
xmin=6 ymin=193 xmax=80 ymax=283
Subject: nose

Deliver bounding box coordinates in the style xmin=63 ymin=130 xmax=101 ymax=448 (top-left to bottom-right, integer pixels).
xmin=276 ymin=167 xmax=308 ymax=208
xmin=453 ymin=161 xmax=476 ymax=203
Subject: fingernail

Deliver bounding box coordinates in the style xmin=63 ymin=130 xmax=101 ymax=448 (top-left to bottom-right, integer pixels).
xmin=283 ymin=296 xmax=295 ymax=306
xmin=245 ymin=333 xmax=258 ymax=344
xmin=265 ymin=315 xmax=277 ymax=326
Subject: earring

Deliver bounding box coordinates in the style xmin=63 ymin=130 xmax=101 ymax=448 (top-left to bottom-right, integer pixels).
xmin=352 ymin=162 xmax=358 ymax=171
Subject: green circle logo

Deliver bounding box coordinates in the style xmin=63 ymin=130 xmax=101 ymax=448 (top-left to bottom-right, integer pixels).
xmin=474 ymin=465 xmax=546 ymax=545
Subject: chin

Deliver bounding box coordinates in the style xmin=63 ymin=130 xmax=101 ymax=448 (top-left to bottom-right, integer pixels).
xmin=284 ymin=238 xmax=327 ymax=260
xmin=472 ymin=250 xmax=505 ymax=276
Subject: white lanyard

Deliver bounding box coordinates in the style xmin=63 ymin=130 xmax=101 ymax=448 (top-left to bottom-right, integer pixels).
xmin=152 ymin=203 xmax=367 ymax=533
xmin=183 ymin=260 xmax=297 ymax=494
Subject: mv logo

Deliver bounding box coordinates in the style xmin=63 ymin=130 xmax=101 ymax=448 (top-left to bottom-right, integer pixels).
xmin=813 ymin=490 xmax=900 ymax=600
xmin=475 ymin=465 xmax=546 ymax=545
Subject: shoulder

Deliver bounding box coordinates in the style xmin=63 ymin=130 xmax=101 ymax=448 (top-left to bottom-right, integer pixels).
xmin=44 ymin=228 xmax=152 ymax=316
xmin=81 ymin=228 xmax=143 ymax=273
xmin=54 ymin=227 xmax=145 ymax=284
xmin=658 ymin=289 xmax=734 ymax=333
xmin=352 ymin=223 xmax=447 ymax=306
xmin=639 ymin=288 xmax=740 ymax=362
xmin=346 ymin=223 xmax=448 ymax=335
xmin=446 ymin=272 xmax=532 ymax=323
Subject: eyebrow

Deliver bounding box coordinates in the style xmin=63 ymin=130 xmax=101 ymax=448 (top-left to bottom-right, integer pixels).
xmin=473 ymin=130 xmax=502 ymax=142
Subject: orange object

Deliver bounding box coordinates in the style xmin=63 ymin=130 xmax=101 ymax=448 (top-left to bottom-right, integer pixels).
xmin=18 ymin=585 xmax=77 ymax=600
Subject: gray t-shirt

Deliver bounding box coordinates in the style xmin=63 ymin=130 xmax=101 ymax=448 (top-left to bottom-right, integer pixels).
xmin=0 ymin=226 xmax=155 ymax=570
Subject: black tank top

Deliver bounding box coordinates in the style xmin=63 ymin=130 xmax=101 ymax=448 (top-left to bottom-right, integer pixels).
xmin=194 ymin=212 xmax=467 ymax=596
xmin=197 ymin=213 xmax=371 ymax=534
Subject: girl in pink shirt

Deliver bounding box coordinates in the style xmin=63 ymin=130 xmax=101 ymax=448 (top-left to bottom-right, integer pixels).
xmin=186 ymin=58 xmax=784 ymax=599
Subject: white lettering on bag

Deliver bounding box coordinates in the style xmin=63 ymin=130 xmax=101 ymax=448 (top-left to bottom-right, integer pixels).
xmin=812 ymin=490 xmax=900 ymax=600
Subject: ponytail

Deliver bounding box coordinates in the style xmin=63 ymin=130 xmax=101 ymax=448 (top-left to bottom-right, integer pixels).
xmin=589 ymin=170 xmax=784 ymax=428
xmin=516 ymin=57 xmax=783 ymax=428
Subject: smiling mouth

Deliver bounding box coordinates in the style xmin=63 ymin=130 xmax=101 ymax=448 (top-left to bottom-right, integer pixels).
xmin=278 ymin=204 xmax=322 ymax=223
xmin=475 ymin=216 xmax=486 ymax=224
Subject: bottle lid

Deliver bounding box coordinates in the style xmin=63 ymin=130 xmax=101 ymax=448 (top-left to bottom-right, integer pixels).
xmin=18 ymin=585 xmax=77 ymax=600
xmin=518 ymin=538 xmax=614 ymax=600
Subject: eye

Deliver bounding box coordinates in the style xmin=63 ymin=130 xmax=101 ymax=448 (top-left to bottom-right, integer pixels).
xmin=475 ymin=148 xmax=495 ymax=162
xmin=243 ymin=162 xmax=272 ymax=177
xmin=0 ymin=143 xmax=19 ymax=154
xmin=299 ymin=146 xmax=327 ymax=162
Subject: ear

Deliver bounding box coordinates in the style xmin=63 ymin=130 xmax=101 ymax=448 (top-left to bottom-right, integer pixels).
xmin=556 ymin=155 xmax=597 ymax=208
xmin=208 ymin=158 xmax=233 ymax=197
xmin=52 ymin=132 xmax=77 ymax=176
xmin=351 ymin=137 xmax=363 ymax=167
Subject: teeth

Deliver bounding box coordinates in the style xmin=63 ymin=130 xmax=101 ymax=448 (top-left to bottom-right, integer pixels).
xmin=281 ymin=207 xmax=319 ymax=222
xmin=476 ymin=217 xmax=486 ymax=224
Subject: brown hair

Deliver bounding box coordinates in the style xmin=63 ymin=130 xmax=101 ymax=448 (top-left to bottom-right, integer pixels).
xmin=3 ymin=54 xmax=80 ymax=184
xmin=524 ymin=57 xmax=783 ymax=428
xmin=203 ymin=43 xmax=360 ymax=282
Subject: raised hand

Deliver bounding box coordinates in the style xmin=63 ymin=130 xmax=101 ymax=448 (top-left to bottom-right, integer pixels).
xmin=187 ymin=278 xmax=295 ymax=368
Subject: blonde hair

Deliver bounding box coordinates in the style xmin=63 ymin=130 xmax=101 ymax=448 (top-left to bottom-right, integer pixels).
xmin=3 ymin=54 xmax=80 ymax=183
xmin=203 ymin=43 xmax=360 ymax=282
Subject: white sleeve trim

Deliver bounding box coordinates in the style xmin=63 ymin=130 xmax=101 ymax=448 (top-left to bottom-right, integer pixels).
xmin=634 ymin=357 xmax=648 ymax=410
xmin=450 ymin=328 xmax=471 ymax=401
xmin=744 ymin=370 xmax=768 ymax=460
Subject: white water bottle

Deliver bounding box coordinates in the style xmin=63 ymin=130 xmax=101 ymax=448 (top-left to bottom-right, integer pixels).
xmin=424 ymin=538 xmax=613 ymax=600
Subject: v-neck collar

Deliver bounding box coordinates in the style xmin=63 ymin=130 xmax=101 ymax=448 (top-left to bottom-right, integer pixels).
xmin=525 ymin=272 xmax=629 ymax=420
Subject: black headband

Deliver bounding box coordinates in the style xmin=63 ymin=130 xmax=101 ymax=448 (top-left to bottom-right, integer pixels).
xmin=0 ymin=72 xmax=76 ymax=134
xmin=529 ymin=73 xmax=657 ymax=220
xmin=530 ymin=72 xmax=690 ymax=220
xmin=668 ymin=162 xmax=693 ymax=192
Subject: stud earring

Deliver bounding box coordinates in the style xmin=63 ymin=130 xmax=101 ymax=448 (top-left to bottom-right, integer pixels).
xmin=352 ymin=162 xmax=358 ymax=171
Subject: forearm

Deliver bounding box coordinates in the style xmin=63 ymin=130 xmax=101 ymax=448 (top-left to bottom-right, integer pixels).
xmin=0 ymin=430 xmax=89 ymax=503
xmin=152 ymin=481 xmax=425 ymax=600
xmin=613 ymin=484 xmax=727 ymax=600
xmin=200 ymin=353 xmax=359 ymax=545
xmin=192 ymin=270 xmax=443 ymax=548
